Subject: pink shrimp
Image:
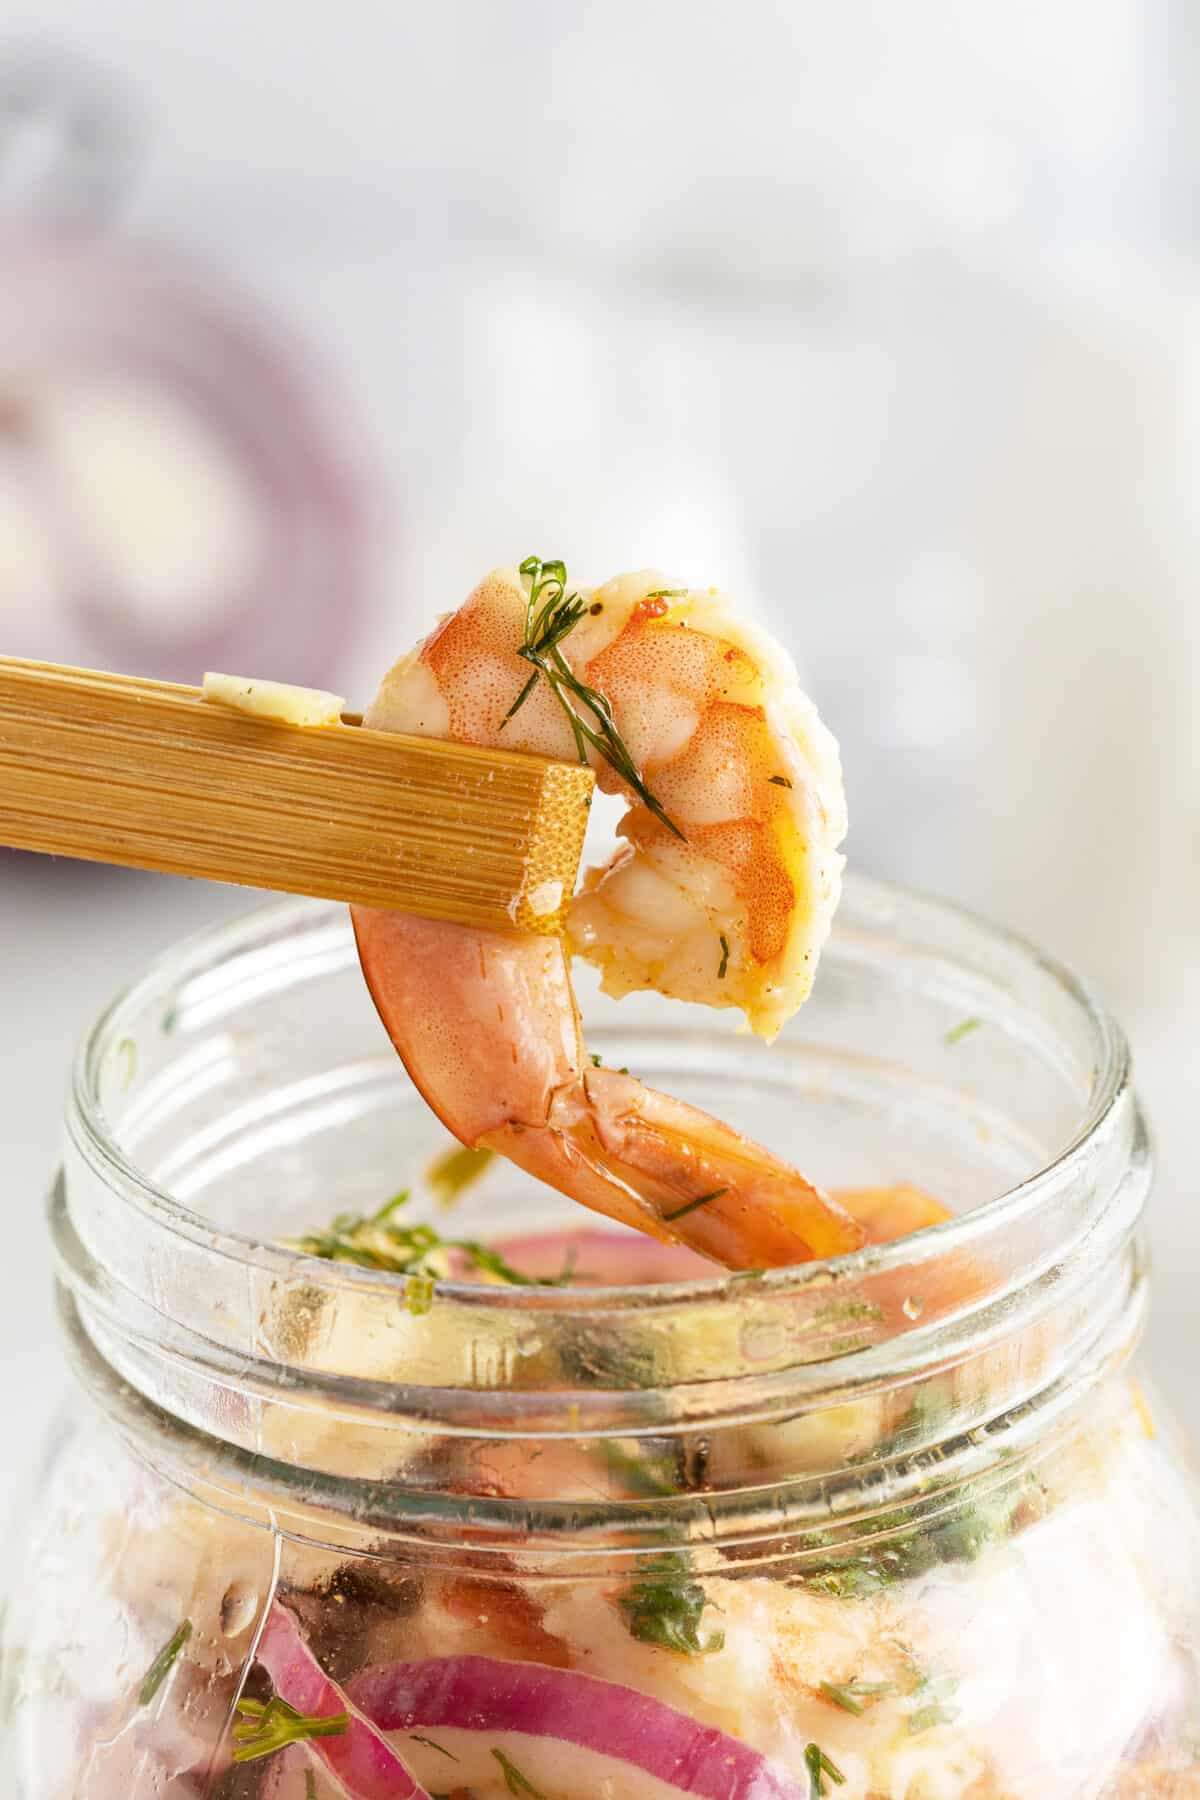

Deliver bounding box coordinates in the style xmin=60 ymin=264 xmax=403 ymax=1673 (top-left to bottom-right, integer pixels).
xmin=352 ymin=565 xmax=861 ymax=1268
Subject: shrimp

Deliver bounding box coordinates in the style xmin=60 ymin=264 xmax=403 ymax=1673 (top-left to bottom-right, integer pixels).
xmin=351 ymin=564 xmax=864 ymax=1269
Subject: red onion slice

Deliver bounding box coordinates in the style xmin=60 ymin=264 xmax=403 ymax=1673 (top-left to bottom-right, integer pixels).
xmin=255 ymin=1601 xmax=431 ymax=1799
xmin=350 ymin=1653 xmax=805 ymax=1799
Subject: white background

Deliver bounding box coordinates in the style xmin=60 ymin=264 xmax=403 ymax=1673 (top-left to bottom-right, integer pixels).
xmin=3 ymin=0 xmax=1200 ymax=1519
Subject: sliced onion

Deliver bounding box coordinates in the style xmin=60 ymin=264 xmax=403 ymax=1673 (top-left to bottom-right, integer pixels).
xmin=255 ymin=1601 xmax=431 ymax=1799
xmin=350 ymin=1653 xmax=806 ymax=1799
xmin=487 ymin=1228 xmax=719 ymax=1285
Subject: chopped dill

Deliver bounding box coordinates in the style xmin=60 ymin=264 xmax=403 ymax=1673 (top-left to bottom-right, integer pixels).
xmin=804 ymin=1742 xmax=846 ymax=1796
xmin=819 ymin=1678 xmax=894 ymax=1715
xmin=645 ymin=587 xmax=687 ymax=598
xmin=944 ymin=1017 xmax=982 ymax=1046
xmin=502 ymin=554 xmax=685 ymax=840
xmin=138 ymin=1618 xmax=192 ymax=1706
xmin=410 ymin=1731 xmax=458 ymax=1760
xmin=231 ymin=1695 xmax=348 ymax=1763
xmin=663 ymin=1186 xmax=728 ymax=1223
xmin=905 ymin=1671 xmax=960 ymax=1735
xmin=288 ymin=1188 xmax=575 ymax=1311
xmin=619 ymin=1552 xmax=724 ymax=1657
xmin=717 ymin=933 xmax=730 ymax=979
xmin=493 ymin=1747 xmax=547 ymax=1796
xmin=768 ymin=774 xmax=794 ymax=788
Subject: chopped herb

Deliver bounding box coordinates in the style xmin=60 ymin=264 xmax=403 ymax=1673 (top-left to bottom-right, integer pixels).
xmin=618 ymin=1552 xmax=724 ymax=1657
xmin=804 ymin=1742 xmax=846 ymax=1796
xmin=906 ymin=1672 xmax=960 ymax=1735
xmin=813 ymin=1299 xmax=884 ymax=1327
xmin=663 ymin=1187 xmax=728 ymax=1223
xmin=591 ymin=1051 xmax=602 ymax=1066
xmin=944 ymin=1017 xmax=981 ymax=1046
xmin=768 ymin=774 xmax=794 ymax=789
xmin=599 ymin=1439 xmax=680 ymax=1498
xmin=503 ymin=555 xmax=685 ymax=840
xmin=589 ymin=1051 xmax=630 ymax=1075
xmin=645 ymin=587 xmax=687 ymax=598
xmin=288 ymin=1189 xmax=575 ymax=1299
xmin=138 ymin=1618 xmax=192 ymax=1705
xmin=819 ymin=1678 xmax=894 ymax=1715
xmin=305 ymin=1773 xmax=317 ymax=1800
xmin=410 ymin=1732 xmax=458 ymax=1760
xmin=428 ymin=1142 xmax=495 ymax=1206
xmin=717 ymin=933 xmax=730 ymax=980
xmin=231 ymin=1695 xmax=348 ymax=1763
xmin=405 ymin=1270 xmax=436 ymax=1315
xmin=728 ymin=1266 xmax=766 ymax=1285
xmin=492 ymin=1747 xmax=547 ymax=1796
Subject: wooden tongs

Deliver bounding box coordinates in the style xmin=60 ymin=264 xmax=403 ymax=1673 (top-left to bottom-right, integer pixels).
xmin=0 ymin=658 xmax=594 ymax=934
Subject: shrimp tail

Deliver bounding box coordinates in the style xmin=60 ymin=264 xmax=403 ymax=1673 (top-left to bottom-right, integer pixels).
xmin=482 ymin=1068 xmax=866 ymax=1269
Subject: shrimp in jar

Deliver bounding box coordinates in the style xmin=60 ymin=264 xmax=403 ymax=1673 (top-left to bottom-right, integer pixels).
xmin=351 ymin=564 xmax=863 ymax=1269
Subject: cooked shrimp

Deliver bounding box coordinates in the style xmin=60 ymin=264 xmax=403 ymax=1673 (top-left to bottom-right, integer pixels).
xmin=351 ymin=564 xmax=862 ymax=1268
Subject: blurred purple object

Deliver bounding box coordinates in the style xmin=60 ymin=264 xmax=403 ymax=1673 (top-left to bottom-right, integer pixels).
xmin=0 ymin=231 xmax=371 ymax=685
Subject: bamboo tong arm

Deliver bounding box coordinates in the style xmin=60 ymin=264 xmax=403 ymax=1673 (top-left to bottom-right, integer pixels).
xmin=0 ymin=658 xmax=595 ymax=934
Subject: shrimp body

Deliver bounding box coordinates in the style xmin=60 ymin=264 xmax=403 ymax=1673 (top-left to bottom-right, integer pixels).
xmin=352 ymin=567 xmax=861 ymax=1268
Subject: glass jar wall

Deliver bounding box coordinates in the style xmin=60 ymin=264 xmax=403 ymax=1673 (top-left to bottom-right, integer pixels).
xmin=3 ymin=881 xmax=1198 ymax=1798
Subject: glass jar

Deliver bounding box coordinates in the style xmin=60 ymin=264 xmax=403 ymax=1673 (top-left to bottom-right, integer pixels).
xmin=3 ymin=879 xmax=1198 ymax=1798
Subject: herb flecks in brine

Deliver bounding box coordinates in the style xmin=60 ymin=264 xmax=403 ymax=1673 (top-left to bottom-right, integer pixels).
xmin=138 ymin=1619 xmax=192 ymax=1705
xmin=493 ymin=1747 xmax=548 ymax=1796
xmin=804 ymin=1742 xmax=846 ymax=1796
xmin=618 ymin=1551 xmax=724 ymax=1656
xmin=231 ymin=1695 xmax=349 ymax=1763
xmin=502 ymin=554 xmax=685 ymax=840
xmin=663 ymin=1187 xmax=728 ymax=1223
xmin=819 ymin=1678 xmax=895 ymax=1715
xmin=288 ymin=1189 xmax=575 ymax=1306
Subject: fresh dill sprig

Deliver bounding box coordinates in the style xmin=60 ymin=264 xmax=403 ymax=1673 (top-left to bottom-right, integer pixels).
xmin=502 ymin=554 xmax=685 ymax=841
xmin=231 ymin=1695 xmax=349 ymax=1764
xmin=138 ymin=1619 xmax=192 ymax=1706
xmin=618 ymin=1551 xmax=724 ymax=1657
xmin=663 ymin=1187 xmax=727 ymax=1223
xmin=804 ymin=1742 xmax=846 ymax=1796
xmin=288 ymin=1188 xmax=574 ymax=1311
xmin=493 ymin=1747 xmax=548 ymax=1796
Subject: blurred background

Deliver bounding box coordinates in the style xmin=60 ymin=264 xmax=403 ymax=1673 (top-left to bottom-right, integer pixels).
xmin=2 ymin=1 xmax=1198 ymax=1510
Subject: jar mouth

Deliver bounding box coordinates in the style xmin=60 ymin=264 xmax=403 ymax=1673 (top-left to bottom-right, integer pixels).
xmin=52 ymin=870 xmax=1150 ymax=1509
xmin=68 ymin=875 xmax=1131 ymax=1312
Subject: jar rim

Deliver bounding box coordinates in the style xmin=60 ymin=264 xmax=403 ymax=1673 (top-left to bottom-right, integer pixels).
xmin=69 ymin=874 xmax=1131 ymax=1313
